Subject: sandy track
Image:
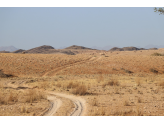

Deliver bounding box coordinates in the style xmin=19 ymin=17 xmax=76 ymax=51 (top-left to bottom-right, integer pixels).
xmin=45 ymin=92 xmax=86 ymax=116
xmin=43 ymin=95 xmax=62 ymax=116
xmin=4 ymin=80 xmax=86 ymax=116
xmin=42 ymin=56 xmax=98 ymax=77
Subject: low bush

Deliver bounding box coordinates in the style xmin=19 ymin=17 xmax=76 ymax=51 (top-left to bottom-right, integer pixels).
xmin=151 ymin=52 xmax=164 ymax=56
xmin=149 ymin=68 xmax=158 ymax=74
xmin=72 ymin=84 xmax=87 ymax=95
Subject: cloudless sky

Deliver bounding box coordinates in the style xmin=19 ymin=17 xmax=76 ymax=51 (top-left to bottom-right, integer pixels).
xmin=0 ymin=7 xmax=164 ymax=50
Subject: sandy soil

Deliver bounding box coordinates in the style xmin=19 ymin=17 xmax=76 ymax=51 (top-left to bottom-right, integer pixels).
xmin=0 ymin=49 xmax=164 ymax=116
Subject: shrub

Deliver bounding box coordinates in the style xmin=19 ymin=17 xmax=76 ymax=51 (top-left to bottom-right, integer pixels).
xmin=72 ymin=85 xmax=87 ymax=95
xmin=137 ymin=97 xmax=142 ymax=103
xmin=124 ymin=69 xmax=133 ymax=74
xmin=159 ymin=81 xmax=164 ymax=86
xmin=124 ymin=100 xmax=130 ymax=106
xmin=23 ymin=89 xmax=46 ymax=103
xmin=149 ymin=68 xmax=158 ymax=74
xmin=67 ymin=81 xmax=79 ymax=89
xmin=107 ymin=79 xmax=119 ymax=86
xmin=151 ymin=52 xmax=163 ymax=56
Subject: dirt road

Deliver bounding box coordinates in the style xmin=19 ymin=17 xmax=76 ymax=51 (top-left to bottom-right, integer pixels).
xmin=44 ymin=92 xmax=86 ymax=116
xmin=4 ymin=80 xmax=86 ymax=116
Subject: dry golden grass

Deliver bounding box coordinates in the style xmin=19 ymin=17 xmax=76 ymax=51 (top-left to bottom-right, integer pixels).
xmin=1 ymin=49 xmax=164 ymax=116
xmin=124 ymin=100 xmax=130 ymax=106
xmin=66 ymin=81 xmax=79 ymax=89
xmin=0 ymin=90 xmax=18 ymax=105
xmin=23 ymin=89 xmax=46 ymax=103
xmin=107 ymin=78 xmax=119 ymax=86
xmin=72 ymin=84 xmax=87 ymax=95
xmin=135 ymin=77 xmax=141 ymax=86
xmin=159 ymin=81 xmax=164 ymax=87
xmin=96 ymin=74 xmax=104 ymax=83
xmin=91 ymin=97 xmax=98 ymax=106
xmin=20 ymin=105 xmax=28 ymax=113
xmin=137 ymin=97 xmax=142 ymax=103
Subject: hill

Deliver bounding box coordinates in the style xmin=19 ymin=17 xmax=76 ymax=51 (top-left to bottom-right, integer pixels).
xmin=0 ymin=46 xmax=18 ymax=52
xmin=65 ymin=45 xmax=94 ymax=50
xmin=20 ymin=45 xmax=75 ymax=55
xmin=12 ymin=49 xmax=26 ymax=53
xmin=109 ymin=46 xmax=146 ymax=51
xmin=24 ymin=45 xmax=55 ymax=54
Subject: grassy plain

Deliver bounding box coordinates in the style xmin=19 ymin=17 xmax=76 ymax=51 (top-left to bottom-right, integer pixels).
xmin=0 ymin=49 xmax=164 ymax=116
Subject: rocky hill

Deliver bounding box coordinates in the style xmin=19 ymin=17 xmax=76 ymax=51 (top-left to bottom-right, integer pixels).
xmin=17 ymin=45 xmax=75 ymax=55
xmin=12 ymin=49 xmax=25 ymax=53
xmin=148 ymin=48 xmax=158 ymax=50
xmin=24 ymin=45 xmax=55 ymax=54
xmin=65 ymin=45 xmax=94 ymax=50
xmin=109 ymin=47 xmax=123 ymax=51
xmin=109 ymin=47 xmax=146 ymax=51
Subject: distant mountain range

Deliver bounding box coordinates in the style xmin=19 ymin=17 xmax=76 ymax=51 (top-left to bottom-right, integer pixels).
xmin=0 ymin=46 xmax=18 ymax=52
xmin=92 ymin=45 xmax=164 ymax=50
xmin=0 ymin=44 xmax=164 ymax=52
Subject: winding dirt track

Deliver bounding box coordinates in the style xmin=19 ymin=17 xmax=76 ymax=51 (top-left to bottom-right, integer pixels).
xmin=4 ymin=80 xmax=86 ymax=116
xmin=45 ymin=92 xmax=86 ymax=116
xmin=42 ymin=56 xmax=99 ymax=77
xmin=2 ymin=56 xmax=102 ymax=116
xmin=43 ymin=95 xmax=62 ymax=116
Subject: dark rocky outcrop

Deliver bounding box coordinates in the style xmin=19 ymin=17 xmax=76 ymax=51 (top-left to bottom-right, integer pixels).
xmin=122 ymin=47 xmax=139 ymax=51
xmin=12 ymin=49 xmax=26 ymax=53
xmin=65 ymin=45 xmax=94 ymax=50
xmin=149 ymin=48 xmax=158 ymax=50
xmin=24 ymin=45 xmax=55 ymax=54
xmin=109 ymin=47 xmax=123 ymax=51
xmin=109 ymin=46 xmax=146 ymax=51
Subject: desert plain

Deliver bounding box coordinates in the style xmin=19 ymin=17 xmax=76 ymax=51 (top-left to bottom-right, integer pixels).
xmin=1 ymin=48 xmax=164 ymax=116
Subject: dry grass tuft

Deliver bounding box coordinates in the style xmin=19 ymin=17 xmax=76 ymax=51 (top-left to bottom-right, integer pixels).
xmin=91 ymin=97 xmax=98 ymax=106
xmin=39 ymin=81 xmax=50 ymax=89
xmin=23 ymin=89 xmax=46 ymax=103
xmin=97 ymin=74 xmax=104 ymax=83
xmin=124 ymin=100 xmax=130 ymax=106
xmin=151 ymin=52 xmax=164 ymax=56
xmin=135 ymin=77 xmax=141 ymax=86
xmin=137 ymin=97 xmax=142 ymax=103
xmin=20 ymin=105 xmax=28 ymax=113
xmin=149 ymin=68 xmax=158 ymax=74
xmin=0 ymin=91 xmax=18 ymax=105
xmin=56 ymin=83 xmax=61 ymax=88
xmin=67 ymin=81 xmax=79 ymax=89
xmin=135 ymin=106 xmax=143 ymax=116
xmin=107 ymin=78 xmax=119 ymax=86
xmin=0 ymin=83 xmax=4 ymax=88
xmin=72 ymin=84 xmax=87 ymax=95
xmin=159 ymin=81 xmax=164 ymax=87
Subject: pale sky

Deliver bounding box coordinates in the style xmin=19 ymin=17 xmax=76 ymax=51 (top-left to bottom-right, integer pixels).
xmin=0 ymin=7 xmax=164 ymax=50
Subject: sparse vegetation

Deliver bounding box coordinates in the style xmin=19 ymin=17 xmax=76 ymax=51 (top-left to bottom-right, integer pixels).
xmin=23 ymin=89 xmax=46 ymax=103
xmin=151 ymin=52 xmax=164 ymax=56
xmin=1 ymin=49 xmax=164 ymax=116
xmin=150 ymin=68 xmax=158 ymax=74
xmin=107 ymin=78 xmax=119 ymax=86
xmin=72 ymin=84 xmax=87 ymax=95
xmin=124 ymin=100 xmax=130 ymax=106
xmin=124 ymin=69 xmax=133 ymax=74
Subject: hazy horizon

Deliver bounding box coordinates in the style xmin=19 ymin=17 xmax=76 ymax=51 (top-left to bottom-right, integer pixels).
xmin=1 ymin=7 xmax=164 ymax=50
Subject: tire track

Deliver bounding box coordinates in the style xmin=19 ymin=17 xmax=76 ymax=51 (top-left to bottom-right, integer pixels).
xmin=42 ymin=56 xmax=99 ymax=77
xmin=43 ymin=95 xmax=62 ymax=116
xmin=45 ymin=92 xmax=86 ymax=116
